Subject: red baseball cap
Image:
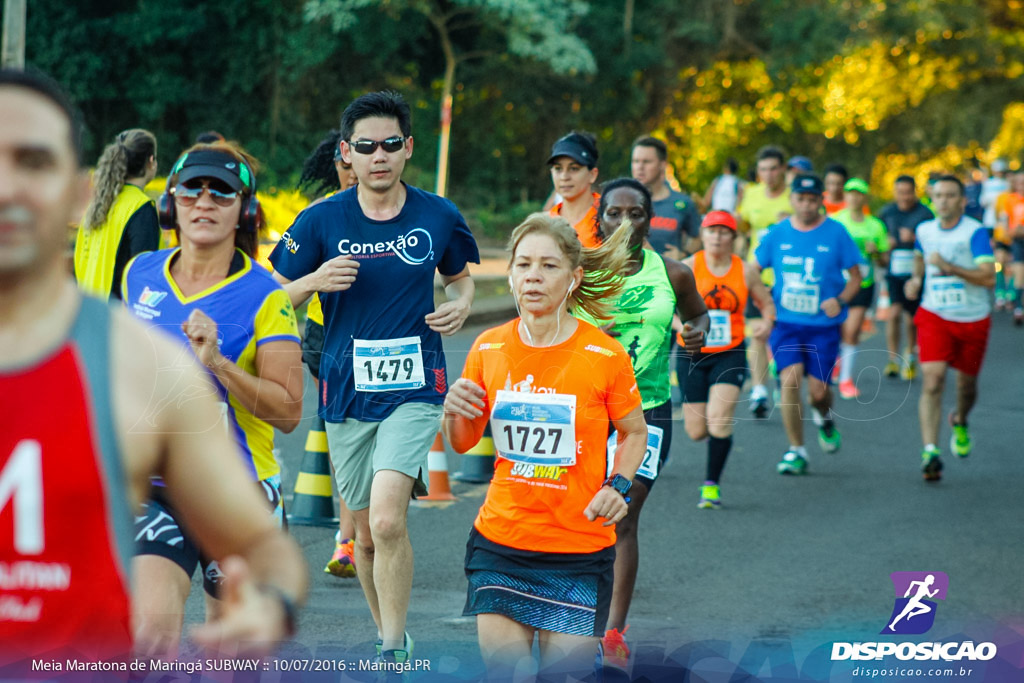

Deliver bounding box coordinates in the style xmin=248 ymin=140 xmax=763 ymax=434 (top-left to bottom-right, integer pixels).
xmin=701 ymin=210 xmax=737 ymax=231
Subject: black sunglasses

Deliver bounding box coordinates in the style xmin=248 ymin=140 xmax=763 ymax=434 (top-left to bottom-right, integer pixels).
xmin=348 ymin=136 xmax=406 ymax=155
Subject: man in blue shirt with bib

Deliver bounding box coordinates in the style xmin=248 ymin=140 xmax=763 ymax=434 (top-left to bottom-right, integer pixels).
xmin=269 ymin=91 xmax=479 ymax=665
xmin=755 ymin=175 xmax=862 ymax=475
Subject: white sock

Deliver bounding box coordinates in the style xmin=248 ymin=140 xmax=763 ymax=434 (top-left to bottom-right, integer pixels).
xmin=839 ymin=344 xmax=856 ymax=383
xmin=789 ymin=445 xmax=808 ymax=458
xmin=810 ymin=407 xmax=828 ymax=427
xmin=925 ymin=443 xmax=938 ymax=453
xmin=335 ymin=530 xmax=343 ymax=544
xmin=751 ymin=384 xmax=769 ymax=400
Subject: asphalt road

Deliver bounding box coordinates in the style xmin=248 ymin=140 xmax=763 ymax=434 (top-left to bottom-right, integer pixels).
xmin=179 ymin=310 xmax=1024 ymax=682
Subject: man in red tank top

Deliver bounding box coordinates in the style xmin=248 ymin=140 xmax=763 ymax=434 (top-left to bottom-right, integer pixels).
xmin=0 ymin=69 xmax=308 ymax=672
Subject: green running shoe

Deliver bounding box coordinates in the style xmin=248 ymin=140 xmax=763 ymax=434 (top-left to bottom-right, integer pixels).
xmin=777 ymin=451 xmax=808 ymax=475
xmin=921 ymin=447 xmax=943 ymax=482
xmin=698 ymin=481 xmax=721 ymax=509
xmin=948 ymin=412 xmax=972 ymax=458
xmin=818 ymin=420 xmax=842 ymax=454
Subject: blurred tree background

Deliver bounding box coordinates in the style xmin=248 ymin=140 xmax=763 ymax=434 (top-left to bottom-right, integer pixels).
xmin=13 ymin=0 xmax=1024 ymax=239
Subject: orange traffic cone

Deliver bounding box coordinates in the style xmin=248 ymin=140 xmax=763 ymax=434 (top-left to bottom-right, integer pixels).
xmin=420 ymin=432 xmax=456 ymax=501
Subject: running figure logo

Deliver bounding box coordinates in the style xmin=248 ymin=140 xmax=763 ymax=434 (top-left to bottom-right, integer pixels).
xmin=881 ymin=571 xmax=949 ymax=635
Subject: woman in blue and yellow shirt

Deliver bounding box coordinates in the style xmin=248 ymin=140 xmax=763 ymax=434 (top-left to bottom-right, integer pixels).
xmin=122 ymin=141 xmax=304 ymax=657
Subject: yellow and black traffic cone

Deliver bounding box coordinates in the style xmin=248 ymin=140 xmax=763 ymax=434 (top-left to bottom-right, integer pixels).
xmin=287 ymin=415 xmax=339 ymax=527
xmin=420 ymin=432 xmax=456 ymax=501
xmin=454 ymin=423 xmax=495 ymax=484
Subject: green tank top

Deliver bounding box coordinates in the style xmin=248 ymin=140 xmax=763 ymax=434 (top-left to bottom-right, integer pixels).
xmin=583 ymin=249 xmax=677 ymax=409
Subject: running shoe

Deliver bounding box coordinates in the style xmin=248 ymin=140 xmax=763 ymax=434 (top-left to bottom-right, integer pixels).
xmin=777 ymin=450 xmax=808 ymax=475
xmin=949 ymin=412 xmax=972 ymax=458
xmin=377 ymin=632 xmax=414 ymax=677
xmin=921 ymin=448 xmax=943 ymax=482
xmin=325 ymin=538 xmax=357 ymax=578
xmin=818 ymin=420 xmax=842 ymax=454
xmin=900 ymin=360 xmax=918 ymax=381
xmin=601 ymin=626 xmax=630 ymax=669
xmin=883 ymin=361 xmax=901 ymax=378
xmin=698 ymin=482 xmax=721 ymax=509
xmin=1015 ymin=307 xmax=1024 ymax=326
xmin=750 ymin=396 xmax=769 ymax=419
xmin=838 ymin=379 xmax=859 ymax=399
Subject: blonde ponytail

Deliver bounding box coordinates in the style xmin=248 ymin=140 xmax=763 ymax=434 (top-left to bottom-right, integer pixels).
xmin=83 ymin=128 xmax=156 ymax=230
xmin=507 ymin=213 xmax=640 ymax=322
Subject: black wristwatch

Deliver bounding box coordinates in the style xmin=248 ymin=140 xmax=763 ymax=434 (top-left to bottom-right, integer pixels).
xmin=602 ymin=474 xmax=633 ymax=499
xmin=258 ymin=583 xmax=298 ymax=638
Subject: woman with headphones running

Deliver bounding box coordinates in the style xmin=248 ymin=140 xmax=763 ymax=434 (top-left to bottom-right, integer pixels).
xmin=443 ymin=213 xmax=648 ymax=680
xmin=680 ymin=211 xmax=775 ymax=508
xmin=74 ymin=128 xmax=159 ymax=300
xmin=121 ymin=141 xmax=305 ymax=656
xmin=584 ymin=177 xmax=710 ymax=669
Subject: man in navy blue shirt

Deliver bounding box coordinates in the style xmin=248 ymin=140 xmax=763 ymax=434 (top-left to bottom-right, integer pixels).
xmin=754 ymin=175 xmax=862 ymax=476
xmin=269 ymin=91 xmax=479 ymax=665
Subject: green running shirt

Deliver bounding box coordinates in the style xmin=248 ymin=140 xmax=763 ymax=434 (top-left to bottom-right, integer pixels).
xmin=580 ymin=249 xmax=676 ymax=409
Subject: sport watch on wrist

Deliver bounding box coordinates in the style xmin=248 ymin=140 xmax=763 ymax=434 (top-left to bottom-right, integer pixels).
xmin=602 ymin=474 xmax=632 ymax=498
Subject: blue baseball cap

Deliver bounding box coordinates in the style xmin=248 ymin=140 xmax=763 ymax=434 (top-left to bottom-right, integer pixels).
xmin=791 ymin=174 xmax=824 ymax=196
xmin=787 ymin=156 xmax=813 ymax=172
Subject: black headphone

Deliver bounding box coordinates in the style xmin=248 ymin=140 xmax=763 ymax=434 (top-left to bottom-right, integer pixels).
xmin=158 ymin=151 xmax=261 ymax=233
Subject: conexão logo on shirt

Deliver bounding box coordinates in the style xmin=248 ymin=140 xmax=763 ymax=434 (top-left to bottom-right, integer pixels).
xmin=337 ymin=228 xmax=434 ymax=266
xmin=281 ymin=231 xmax=300 ymax=254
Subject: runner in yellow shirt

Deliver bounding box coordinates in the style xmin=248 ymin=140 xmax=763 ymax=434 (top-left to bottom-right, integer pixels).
xmin=737 ymin=146 xmax=791 ymax=417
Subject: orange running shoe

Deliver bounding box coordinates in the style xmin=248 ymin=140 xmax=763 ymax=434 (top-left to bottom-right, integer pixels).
xmin=601 ymin=625 xmax=630 ymax=669
xmin=838 ymin=379 xmax=859 ymax=399
xmin=325 ymin=539 xmax=357 ymax=578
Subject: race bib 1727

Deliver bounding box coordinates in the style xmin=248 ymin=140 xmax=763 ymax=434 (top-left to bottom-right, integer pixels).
xmin=490 ymin=390 xmax=577 ymax=467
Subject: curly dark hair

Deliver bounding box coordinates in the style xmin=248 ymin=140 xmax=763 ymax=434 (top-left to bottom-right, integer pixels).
xmin=299 ymin=130 xmax=343 ymax=198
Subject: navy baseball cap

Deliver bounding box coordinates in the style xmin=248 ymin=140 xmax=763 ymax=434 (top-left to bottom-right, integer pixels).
xmin=791 ymin=174 xmax=824 ymax=196
xmin=547 ymin=133 xmax=599 ymax=168
xmin=171 ymin=149 xmax=252 ymax=191
xmin=787 ymin=155 xmax=813 ymax=172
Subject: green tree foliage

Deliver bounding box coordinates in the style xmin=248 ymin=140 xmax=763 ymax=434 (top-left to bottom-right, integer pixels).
xmin=13 ymin=0 xmax=1024 ymax=232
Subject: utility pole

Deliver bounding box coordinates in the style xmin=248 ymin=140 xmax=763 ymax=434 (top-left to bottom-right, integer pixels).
xmin=435 ymin=94 xmax=453 ymax=198
xmin=2 ymin=0 xmax=27 ymax=69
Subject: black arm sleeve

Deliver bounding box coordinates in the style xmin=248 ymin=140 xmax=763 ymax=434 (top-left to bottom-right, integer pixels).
xmin=110 ymin=202 xmax=160 ymax=300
